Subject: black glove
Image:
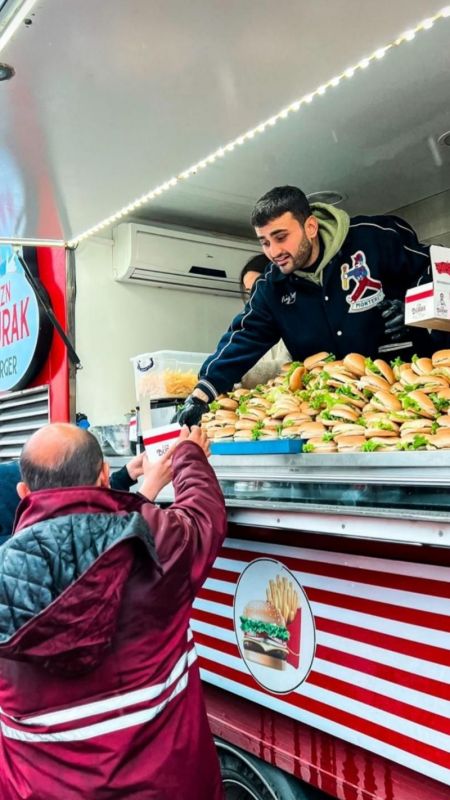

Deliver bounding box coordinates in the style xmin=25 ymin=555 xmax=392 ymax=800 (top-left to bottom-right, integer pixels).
xmin=380 ymin=298 xmax=406 ymax=342
xmin=176 ymin=395 xmax=209 ymax=428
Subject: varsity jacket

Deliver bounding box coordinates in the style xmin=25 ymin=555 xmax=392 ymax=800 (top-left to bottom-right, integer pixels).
xmin=197 ymin=211 xmax=450 ymax=399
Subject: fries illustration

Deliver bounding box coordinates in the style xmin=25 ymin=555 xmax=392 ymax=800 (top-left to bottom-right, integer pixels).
xmin=266 ymin=574 xmax=299 ymax=625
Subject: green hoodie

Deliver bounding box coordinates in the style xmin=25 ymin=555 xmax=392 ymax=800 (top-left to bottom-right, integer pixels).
xmin=300 ymin=202 xmax=350 ymax=286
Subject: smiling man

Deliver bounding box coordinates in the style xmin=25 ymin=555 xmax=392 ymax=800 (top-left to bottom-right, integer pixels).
xmin=178 ymin=185 xmax=450 ymax=427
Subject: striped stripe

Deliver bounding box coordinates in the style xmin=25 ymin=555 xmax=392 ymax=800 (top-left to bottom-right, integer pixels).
xmin=191 ymin=538 xmax=450 ymax=786
xmin=1 ymin=633 xmax=196 ymax=742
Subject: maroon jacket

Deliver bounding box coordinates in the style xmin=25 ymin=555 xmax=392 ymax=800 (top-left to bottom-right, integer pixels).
xmin=0 ymin=442 xmax=227 ymax=800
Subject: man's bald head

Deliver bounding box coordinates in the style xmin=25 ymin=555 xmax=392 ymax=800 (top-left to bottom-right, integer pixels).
xmin=20 ymin=424 xmax=105 ymax=492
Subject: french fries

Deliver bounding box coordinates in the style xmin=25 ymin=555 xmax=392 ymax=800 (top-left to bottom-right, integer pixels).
xmin=266 ymin=574 xmax=299 ymax=624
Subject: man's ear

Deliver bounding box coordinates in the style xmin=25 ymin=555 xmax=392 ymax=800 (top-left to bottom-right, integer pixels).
xmin=305 ymin=214 xmax=319 ymax=239
xmin=97 ymin=461 xmax=110 ymax=488
xmin=17 ymin=482 xmax=30 ymax=500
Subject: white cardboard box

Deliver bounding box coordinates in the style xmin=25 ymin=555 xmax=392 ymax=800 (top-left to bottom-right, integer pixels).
xmin=405 ymin=245 xmax=450 ymax=331
xmin=142 ymin=423 xmax=181 ymax=461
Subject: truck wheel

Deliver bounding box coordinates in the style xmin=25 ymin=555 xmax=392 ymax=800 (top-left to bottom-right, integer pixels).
xmin=215 ymin=739 xmax=323 ymax=800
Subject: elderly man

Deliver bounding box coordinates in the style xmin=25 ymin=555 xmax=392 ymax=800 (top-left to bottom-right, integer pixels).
xmin=0 ymin=423 xmax=227 ymax=800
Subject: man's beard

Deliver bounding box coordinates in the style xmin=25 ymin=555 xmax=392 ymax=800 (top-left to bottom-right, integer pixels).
xmin=293 ymin=237 xmax=314 ymax=271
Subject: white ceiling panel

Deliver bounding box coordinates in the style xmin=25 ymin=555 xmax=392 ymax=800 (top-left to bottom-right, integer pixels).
xmin=0 ymin=0 xmax=447 ymax=242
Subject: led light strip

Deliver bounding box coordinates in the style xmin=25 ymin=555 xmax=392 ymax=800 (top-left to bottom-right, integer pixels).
xmin=68 ymin=5 xmax=450 ymax=247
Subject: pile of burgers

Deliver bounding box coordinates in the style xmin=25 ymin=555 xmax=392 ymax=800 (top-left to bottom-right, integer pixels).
xmin=201 ymin=349 xmax=450 ymax=452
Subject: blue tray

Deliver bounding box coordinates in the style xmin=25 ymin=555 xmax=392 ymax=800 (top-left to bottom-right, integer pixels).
xmin=210 ymin=439 xmax=305 ymax=455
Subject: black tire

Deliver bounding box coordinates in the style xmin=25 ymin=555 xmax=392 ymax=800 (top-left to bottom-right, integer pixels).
xmin=216 ymin=739 xmax=330 ymax=800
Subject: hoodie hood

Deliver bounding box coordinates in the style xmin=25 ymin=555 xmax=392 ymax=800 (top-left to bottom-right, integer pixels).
xmin=0 ymin=488 xmax=161 ymax=676
xmin=301 ymin=202 xmax=350 ymax=285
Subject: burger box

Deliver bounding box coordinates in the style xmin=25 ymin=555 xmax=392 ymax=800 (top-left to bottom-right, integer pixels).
xmin=210 ymin=439 xmax=305 ymax=455
xmin=405 ymin=245 xmax=450 ymax=332
xmin=143 ymin=422 xmax=181 ymax=461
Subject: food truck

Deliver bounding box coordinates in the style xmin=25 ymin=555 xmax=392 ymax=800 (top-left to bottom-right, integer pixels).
xmin=1 ymin=2 xmax=450 ymax=798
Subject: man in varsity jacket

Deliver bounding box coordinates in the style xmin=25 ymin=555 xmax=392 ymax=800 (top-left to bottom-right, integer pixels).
xmin=179 ymin=184 xmax=450 ymax=426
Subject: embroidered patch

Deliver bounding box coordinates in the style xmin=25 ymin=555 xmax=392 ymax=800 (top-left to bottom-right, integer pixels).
xmin=341 ymin=250 xmax=384 ymax=313
xmin=281 ymin=291 xmax=296 ymax=305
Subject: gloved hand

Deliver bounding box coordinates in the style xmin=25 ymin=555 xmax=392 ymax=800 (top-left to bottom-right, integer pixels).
xmin=380 ymin=298 xmax=406 ymax=341
xmin=176 ymin=395 xmax=209 ymax=428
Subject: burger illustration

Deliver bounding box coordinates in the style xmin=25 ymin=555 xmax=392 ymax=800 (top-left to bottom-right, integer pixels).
xmin=240 ymin=575 xmax=301 ymax=671
xmin=240 ymin=600 xmax=289 ymax=670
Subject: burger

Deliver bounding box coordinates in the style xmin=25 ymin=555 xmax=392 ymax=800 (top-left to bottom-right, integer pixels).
xmin=288 ymin=364 xmax=305 ymax=391
xmin=411 ymin=356 xmax=433 ymax=376
xmin=359 ymin=374 xmax=393 ymax=394
xmin=336 ymin=435 xmax=366 ymax=452
xmin=319 ymin=405 xmax=360 ymax=425
xmin=399 ymin=368 xmax=421 ymax=388
xmin=297 ymin=420 xmax=326 ymax=438
xmin=248 ymin=396 xmax=272 ymax=411
xmin=343 ymin=352 xmax=366 ymax=377
xmin=302 ymin=437 xmax=337 ymax=453
xmin=432 ymin=349 xmax=450 ymax=368
xmin=216 ymin=396 xmax=239 ymax=411
xmin=240 ymin=600 xmax=289 ymax=670
xmin=238 ymin=407 xmax=267 ymax=423
xmin=400 ymin=419 xmax=434 ymax=437
xmin=371 ymin=391 xmax=402 ymax=412
xmin=212 ymin=425 xmax=236 ymax=441
xmin=413 ymin=375 xmax=449 ymax=394
xmin=437 ymin=414 xmax=450 ymax=428
xmin=428 ymin=428 xmax=450 ymax=449
xmin=331 ymin=422 xmax=366 ymax=437
xmin=401 ymin=390 xmax=437 ymax=419
xmin=334 ymin=384 xmax=366 ymax=409
xmin=304 ymin=352 xmax=333 ymax=371
xmin=215 ymin=409 xmax=238 ymax=423
xmin=372 ymin=437 xmax=402 ymax=451
xmin=365 ymin=358 xmax=395 ymax=385
xmin=365 ymin=420 xmax=399 ymax=438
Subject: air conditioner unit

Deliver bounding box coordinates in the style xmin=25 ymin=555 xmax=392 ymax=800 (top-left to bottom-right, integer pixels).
xmin=112 ymin=222 xmax=260 ymax=297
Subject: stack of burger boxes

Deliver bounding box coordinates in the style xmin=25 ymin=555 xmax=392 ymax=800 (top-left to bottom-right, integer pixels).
xmin=405 ymin=245 xmax=450 ymax=331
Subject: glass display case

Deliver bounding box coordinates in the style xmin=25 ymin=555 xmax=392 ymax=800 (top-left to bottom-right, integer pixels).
xmin=211 ymin=452 xmax=450 ymax=524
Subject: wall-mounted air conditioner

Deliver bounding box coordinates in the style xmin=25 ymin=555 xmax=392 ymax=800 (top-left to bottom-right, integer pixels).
xmin=112 ymin=222 xmax=260 ymax=297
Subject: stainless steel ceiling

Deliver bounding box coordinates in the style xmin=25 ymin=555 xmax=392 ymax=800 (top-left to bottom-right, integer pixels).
xmin=0 ymin=0 xmax=448 ymax=243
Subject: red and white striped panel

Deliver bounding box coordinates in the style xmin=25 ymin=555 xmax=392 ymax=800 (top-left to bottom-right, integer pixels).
xmin=191 ymin=538 xmax=450 ymax=786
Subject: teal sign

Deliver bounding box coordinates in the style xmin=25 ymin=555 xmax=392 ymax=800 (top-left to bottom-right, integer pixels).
xmin=0 ymin=246 xmax=49 ymax=392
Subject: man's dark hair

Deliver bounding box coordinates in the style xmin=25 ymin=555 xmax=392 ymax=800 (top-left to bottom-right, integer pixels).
xmin=20 ymin=430 xmax=104 ymax=492
xmin=251 ymin=185 xmax=311 ymax=228
xmin=239 ymin=254 xmax=270 ymax=301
